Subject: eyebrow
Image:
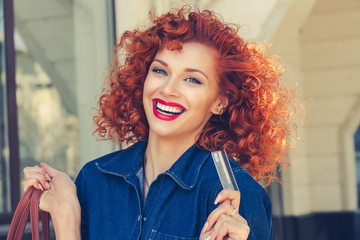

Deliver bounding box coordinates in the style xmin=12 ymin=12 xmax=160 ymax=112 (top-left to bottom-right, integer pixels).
xmin=153 ymin=59 xmax=209 ymax=79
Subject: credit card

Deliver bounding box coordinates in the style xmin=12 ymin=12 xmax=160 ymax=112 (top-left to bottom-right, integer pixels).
xmin=211 ymin=150 xmax=239 ymax=191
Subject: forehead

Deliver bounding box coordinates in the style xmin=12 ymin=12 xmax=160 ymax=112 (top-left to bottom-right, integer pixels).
xmin=154 ymin=42 xmax=218 ymax=77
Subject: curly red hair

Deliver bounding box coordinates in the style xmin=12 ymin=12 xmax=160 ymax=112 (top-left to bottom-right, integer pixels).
xmin=94 ymin=5 xmax=297 ymax=184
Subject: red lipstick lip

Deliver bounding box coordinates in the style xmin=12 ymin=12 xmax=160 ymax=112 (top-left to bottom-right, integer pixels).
xmin=153 ymin=98 xmax=186 ymax=109
xmin=152 ymin=98 xmax=186 ymax=121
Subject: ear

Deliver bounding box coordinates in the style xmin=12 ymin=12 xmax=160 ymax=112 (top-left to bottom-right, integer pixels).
xmin=211 ymin=95 xmax=229 ymax=115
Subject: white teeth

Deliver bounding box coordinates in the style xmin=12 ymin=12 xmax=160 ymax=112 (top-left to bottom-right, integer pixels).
xmin=170 ymin=107 xmax=177 ymax=113
xmin=156 ymin=102 xmax=183 ymax=114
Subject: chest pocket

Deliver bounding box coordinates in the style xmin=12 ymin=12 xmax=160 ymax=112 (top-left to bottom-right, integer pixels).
xmin=149 ymin=230 xmax=199 ymax=240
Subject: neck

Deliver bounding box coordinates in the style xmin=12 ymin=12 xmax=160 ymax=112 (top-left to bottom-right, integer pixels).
xmin=143 ymin=132 xmax=197 ymax=182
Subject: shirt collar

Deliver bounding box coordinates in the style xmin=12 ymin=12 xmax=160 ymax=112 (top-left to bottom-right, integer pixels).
xmin=97 ymin=141 xmax=210 ymax=191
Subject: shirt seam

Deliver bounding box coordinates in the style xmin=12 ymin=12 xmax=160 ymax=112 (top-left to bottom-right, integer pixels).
xmin=143 ymin=175 xmax=165 ymax=222
xmin=165 ymin=151 xmax=210 ymax=190
xmin=95 ymin=162 xmax=134 ymax=178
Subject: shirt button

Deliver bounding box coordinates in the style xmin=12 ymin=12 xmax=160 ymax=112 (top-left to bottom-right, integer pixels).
xmin=143 ymin=217 xmax=147 ymax=221
xmin=137 ymin=215 xmax=141 ymax=221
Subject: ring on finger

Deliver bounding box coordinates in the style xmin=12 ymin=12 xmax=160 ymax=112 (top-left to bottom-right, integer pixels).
xmin=231 ymin=208 xmax=238 ymax=216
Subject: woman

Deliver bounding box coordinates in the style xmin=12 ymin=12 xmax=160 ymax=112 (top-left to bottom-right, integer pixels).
xmin=23 ymin=5 xmax=296 ymax=240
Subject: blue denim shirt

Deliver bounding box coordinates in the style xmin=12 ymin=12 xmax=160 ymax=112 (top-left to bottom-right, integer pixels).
xmin=75 ymin=141 xmax=272 ymax=239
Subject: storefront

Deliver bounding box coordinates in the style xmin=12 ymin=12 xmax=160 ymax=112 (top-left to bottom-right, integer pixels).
xmin=1 ymin=0 xmax=359 ymax=239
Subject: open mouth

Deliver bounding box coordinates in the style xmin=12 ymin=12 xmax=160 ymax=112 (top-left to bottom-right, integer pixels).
xmin=152 ymin=98 xmax=186 ymax=120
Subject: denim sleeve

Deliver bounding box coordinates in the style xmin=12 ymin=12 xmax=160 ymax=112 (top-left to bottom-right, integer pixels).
xmin=208 ymin=169 xmax=273 ymax=240
xmin=75 ymin=166 xmax=89 ymax=240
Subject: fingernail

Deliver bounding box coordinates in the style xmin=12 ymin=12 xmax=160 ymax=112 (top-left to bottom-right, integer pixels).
xmin=202 ymin=222 xmax=208 ymax=233
xmin=204 ymin=232 xmax=213 ymax=240
xmin=214 ymin=194 xmax=222 ymax=205
xmin=45 ymin=182 xmax=50 ymax=189
xmin=45 ymin=173 xmax=51 ymax=180
xmin=38 ymin=183 xmax=44 ymax=191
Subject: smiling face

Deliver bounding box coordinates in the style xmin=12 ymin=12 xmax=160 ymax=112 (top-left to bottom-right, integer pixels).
xmin=143 ymin=42 xmax=224 ymax=143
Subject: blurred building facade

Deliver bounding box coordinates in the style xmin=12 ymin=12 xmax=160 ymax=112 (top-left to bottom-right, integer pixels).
xmin=271 ymin=0 xmax=360 ymax=239
xmin=0 ymin=0 xmax=359 ymax=239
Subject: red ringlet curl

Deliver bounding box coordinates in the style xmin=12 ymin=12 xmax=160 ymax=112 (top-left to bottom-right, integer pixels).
xmin=93 ymin=5 xmax=298 ymax=185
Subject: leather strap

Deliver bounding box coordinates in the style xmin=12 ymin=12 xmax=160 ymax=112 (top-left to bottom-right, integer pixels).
xmin=7 ymin=187 xmax=50 ymax=240
xmin=9 ymin=187 xmax=33 ymax=240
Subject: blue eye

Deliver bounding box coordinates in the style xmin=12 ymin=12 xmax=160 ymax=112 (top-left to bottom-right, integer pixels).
xmin=185 ymin=77 xmax=202 ymax=84
xmin=152 ymin=68 xmax=167 ymax=76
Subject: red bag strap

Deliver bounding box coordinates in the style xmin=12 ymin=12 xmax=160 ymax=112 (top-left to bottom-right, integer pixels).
xmin=41 ymin=208 xmax=51 ymax=239
xmin=7 ymin=187 xmax=33 ymax=240
xmin=30 ymin=188 xmax=50 ymax=240
xmin=7 ymin=187 xmax=50 ymax=240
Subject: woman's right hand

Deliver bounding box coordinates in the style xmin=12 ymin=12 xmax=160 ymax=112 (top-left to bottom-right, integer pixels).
xmin=23 ymin=163 xmax=81 ymax=240
xmin=23 ymin=163 xmax=77 ymax=213
xmin=23 ymin=163 xmax=51 ymax=193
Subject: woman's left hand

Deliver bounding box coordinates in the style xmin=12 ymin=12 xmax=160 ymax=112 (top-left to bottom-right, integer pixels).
xmin=199 ymin=189 xmax=250 ymax=240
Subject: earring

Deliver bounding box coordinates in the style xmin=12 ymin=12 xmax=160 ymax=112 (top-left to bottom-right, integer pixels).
xmin=219 ymin=108 xmax=224 ymax=115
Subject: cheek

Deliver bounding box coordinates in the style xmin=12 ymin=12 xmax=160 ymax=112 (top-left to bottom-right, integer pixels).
xmin=142 ymin=79 xmax=152 ymax=110
xmin=143 ymin=75 xmax=159 ymax=96
xmin=192 ymin=97 xmax=216 ymax=115
xmin=143 ymin=77 xmax=152 ymax=97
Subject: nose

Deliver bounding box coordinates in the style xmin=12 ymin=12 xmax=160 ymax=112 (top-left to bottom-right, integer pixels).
xmin=160 ymin=77 xmax=180 ymax=97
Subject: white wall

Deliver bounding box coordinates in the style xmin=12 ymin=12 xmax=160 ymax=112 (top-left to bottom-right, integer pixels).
xmin=300 ymin=0 xmax=360 ymax=211
xmin=271 ymin=0 xmax=360 ymax=215
xmin=270 ymin=0 xmax=318 ymax=216
xmin=73 ymin=0 xmax=117 ymax=166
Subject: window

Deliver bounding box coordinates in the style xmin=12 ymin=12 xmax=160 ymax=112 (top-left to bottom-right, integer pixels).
xmin=0 ymin=0 xmax=115 ymax=230
xmin=14 ymin=4 xmax=81 ymax=185
xmin=355 ymin=125 xmax=360 ymax=208
xmin=0 ymin=0 xmax=11 ymax=215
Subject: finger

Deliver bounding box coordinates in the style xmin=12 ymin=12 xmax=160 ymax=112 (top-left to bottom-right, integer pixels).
xmin=212 ymin=214 xmax=250 ymax=240
xmin=215 ymin=222 xmax=229 ymax=240
xmin=40 ymin=162 xmax=58 ymax=178
xmin=205 ymin=200 xmax=236 ymax=232
xmin=214 ymin=189 xmax=241 ymax=209
xmin=24 ymin=171 xmax=46 ymax=180
xmin=23 ymin=179 xmax=44 ymax=192
xmin=238 ymin=214 xmax=249 ymax=226
xmin=199 ymin=230 xmax=212 ymax=240
xmin=23 ymin=166 xmax=47 ymax=177
xmin=23 ymin=172 xmax=49 ymax=190
xmin=211 ymin=214 xmax=233 ymax=240
xmin=201 ymin=221 xmax=209 ymax=234
xmin=231 ymin=207 xmax=238 ymax=217
xmin=214 ymin=220 xmax=232 ymax=240
xmin=23 ymin=166 xmax=52 ymax=182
